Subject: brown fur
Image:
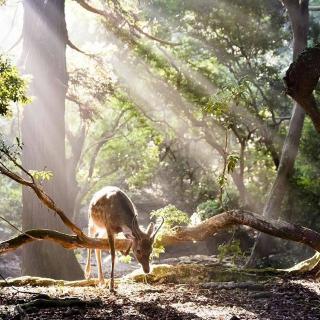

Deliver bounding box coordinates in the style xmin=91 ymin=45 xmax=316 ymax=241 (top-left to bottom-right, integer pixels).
xmin=84 ymin=186 xmax=161 ymax=292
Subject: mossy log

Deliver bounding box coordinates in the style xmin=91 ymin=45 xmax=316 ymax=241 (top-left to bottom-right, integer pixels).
xmin=127 ymin=263 xmax=282 ymax=285
xmin=0 ymin=264 xmax=280 ymax=288
xmin=0 ymin=276 xmax=104 ymax=287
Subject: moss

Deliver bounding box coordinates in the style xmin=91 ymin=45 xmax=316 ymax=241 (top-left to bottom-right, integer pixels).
xmin=0 ymin=276 xmax=100 ymax=287
xmin=126 ymin=264 xmax=279 ymax=284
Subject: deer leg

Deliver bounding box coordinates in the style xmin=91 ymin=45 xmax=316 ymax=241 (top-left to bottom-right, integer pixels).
xmin=95 ymin=248 xmax=104 ymax=285
xmin=106 ymin=227 xmax=116 ymax=292
xmin=85 ymin=224 xmax=96 ymax=279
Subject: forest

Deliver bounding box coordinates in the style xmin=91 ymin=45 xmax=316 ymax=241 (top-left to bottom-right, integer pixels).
xmin=1 ymin=0 xmax=320 ymax=319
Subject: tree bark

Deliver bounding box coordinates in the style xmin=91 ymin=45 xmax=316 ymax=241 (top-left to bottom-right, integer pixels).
xmin=21 ymin=0 xmax=83 ymax=279
xmin=284 ymin=44 xmax=320 ymax=133
xmin=248 ymin=0 xmax=309 ymax=264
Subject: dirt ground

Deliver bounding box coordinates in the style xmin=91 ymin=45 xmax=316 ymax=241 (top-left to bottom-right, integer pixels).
xmin=1 ymin=275 xmax=320 ymax=320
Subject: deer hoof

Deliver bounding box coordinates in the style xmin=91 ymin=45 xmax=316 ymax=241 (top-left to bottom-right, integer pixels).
xmin=109 ymin=280 xmax=116 ymax=293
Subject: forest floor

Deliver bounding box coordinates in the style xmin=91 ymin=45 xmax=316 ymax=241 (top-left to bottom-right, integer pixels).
xmin=1 ymin=259 xmax=320 ymax=320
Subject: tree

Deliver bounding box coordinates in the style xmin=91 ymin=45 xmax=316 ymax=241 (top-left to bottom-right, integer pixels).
xmin=125 ymin=1 xmax=287 ymax=210
xmin=248 ymin=0 xmax=310 ymax=265
xmin=20 ymin=0 xmax=83 ymax=279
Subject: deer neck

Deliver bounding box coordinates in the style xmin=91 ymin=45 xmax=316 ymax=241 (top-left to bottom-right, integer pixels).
xmin=132 ymin=226 xmax=144 ymax=240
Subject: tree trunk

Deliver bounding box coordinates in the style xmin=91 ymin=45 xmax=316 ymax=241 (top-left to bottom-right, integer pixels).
xmin=21 ymin=0 xmax=83 ymax=280
xmin=248 ymin=0 xmax=309 ymax=264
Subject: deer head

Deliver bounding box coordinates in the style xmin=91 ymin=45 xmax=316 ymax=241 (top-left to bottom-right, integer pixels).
xmin=131 ymin=218 xmax=164 ymax=273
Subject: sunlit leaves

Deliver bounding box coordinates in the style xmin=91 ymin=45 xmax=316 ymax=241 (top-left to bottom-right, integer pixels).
xmin=151 ymin=204 xmax=190 ymax=227
xmin=0 ymin=56 xmax=29 ymax=117
xmin=204 ymin=80 xmax=250 ymax=128
xmin=29 ymin=170 xmax=53 ymax=182
xmin=150 ymin=204 xmax=190 ymax=258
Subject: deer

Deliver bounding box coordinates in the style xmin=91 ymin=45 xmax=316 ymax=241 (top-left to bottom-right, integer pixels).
xmin=84 ymin=186 xmax=164 ymax=292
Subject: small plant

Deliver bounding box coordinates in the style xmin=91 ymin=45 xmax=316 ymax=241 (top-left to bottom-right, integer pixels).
xmin=119 ymin=254 xmax=132 ymax=264
xmin=218 ymin=239 xmax=244 ymax=266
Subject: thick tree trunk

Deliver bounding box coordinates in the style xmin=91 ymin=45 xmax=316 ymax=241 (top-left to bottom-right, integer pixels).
xmin=284 ymin=44 xmax=320 ymax=133
xmin=248 ymin=0 xmax=309 ymax=264
xmin=21 ymin=0 xmax=83 ymax=279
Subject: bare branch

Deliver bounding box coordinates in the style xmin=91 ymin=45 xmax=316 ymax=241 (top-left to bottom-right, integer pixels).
xmin=74 ymin=0 xmax=180 ymax=46
xmin=0 ymin=163 xmax=85 ymax=239
xmin=67 ymin=38 xmax=92 ymax=56
xmin=0 ymin=216 xmax=36 ymax=240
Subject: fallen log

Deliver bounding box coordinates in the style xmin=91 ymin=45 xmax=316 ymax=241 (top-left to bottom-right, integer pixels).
xmin=1 ymin=210 xmax=320 ymax=256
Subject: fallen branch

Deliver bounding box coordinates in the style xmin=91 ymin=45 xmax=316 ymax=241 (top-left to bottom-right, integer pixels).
xmin=0 ymin=276 xmax=99 ymax=287
xmin=1 ymin=210 xmax=320 ymax=257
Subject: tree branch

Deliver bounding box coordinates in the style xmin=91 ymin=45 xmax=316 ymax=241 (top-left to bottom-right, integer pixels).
xmin=2 ymin=210 xmax=320 ymax=256
xmin=309 ymin=6 xmax=320 ymax=11
xmin=74 ymin=0 xmax=180 ymax=46
xmin=284 ymin=44 xmax=320 ymax=133
xmin=67 ymin=38 xmax=92 ymax=56
xmin=0 ymin=163 xmax=86 ymax=239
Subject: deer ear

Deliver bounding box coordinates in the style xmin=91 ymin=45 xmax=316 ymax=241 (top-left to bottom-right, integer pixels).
xmin=146 ymin=222 xmax=155 ymax=237
xmin=124 ymin=233 xmax=135 ymax=240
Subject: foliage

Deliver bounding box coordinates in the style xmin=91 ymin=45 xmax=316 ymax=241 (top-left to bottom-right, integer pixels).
xmin=196 ymin=192 xmax=239 ymax=221
xmin=196 ymin=199 xmax=223 ymax=221
xmin=0 ymin=56 xmax=29 ymax=116
xmin=29 ymin=170 xmax=53 ymax=182
xmin=150 ymin=205 xmax=190 ymax=258
xmin=0 ymin=175 xmax=22 ymax=237
xmin=227 ymin=154 xmax=240 ymax=174
xmin=90 ymin=106 xmax=162 ymax=190
xmin=283 ymin=120 xmax=320 ymax=231
xmin=0 ymin=56 xmax=29 ymax=235
xmin=218 ymin=239 xmax=245 ymax=266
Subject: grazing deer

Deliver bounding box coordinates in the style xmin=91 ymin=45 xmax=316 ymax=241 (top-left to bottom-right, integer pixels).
xmin=84 ymin=186 xmax=164 ymax=292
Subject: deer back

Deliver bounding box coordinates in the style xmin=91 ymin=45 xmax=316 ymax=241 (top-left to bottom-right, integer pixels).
xmin=88 ymin=186 xmax=138 ymax=235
